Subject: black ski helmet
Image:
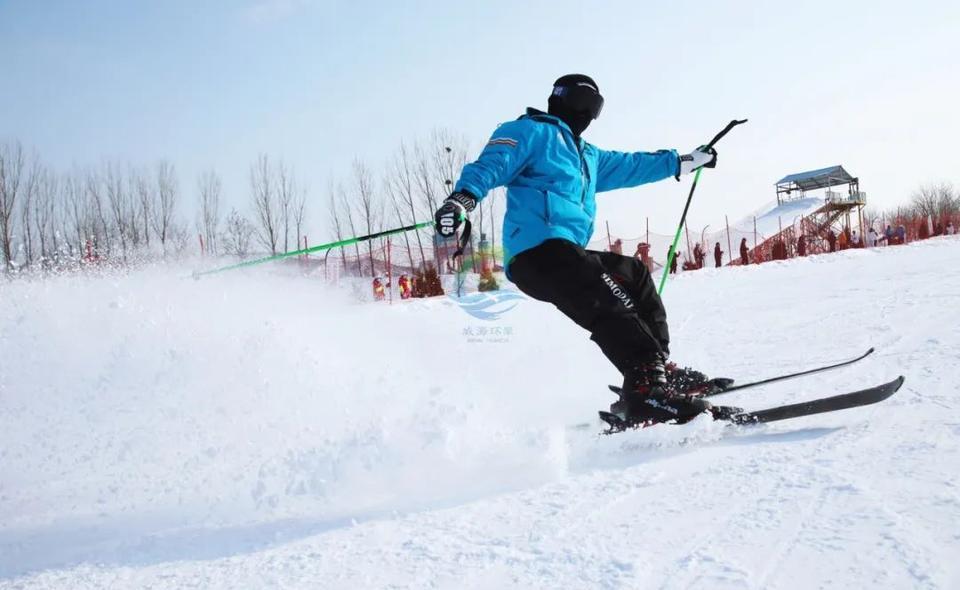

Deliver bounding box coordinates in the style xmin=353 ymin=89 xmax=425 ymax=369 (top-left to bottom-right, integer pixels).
xmin=548 ymin=74 xmax=603 ymax=119
xmin=547 ymin=74 xmax=603 ymax=136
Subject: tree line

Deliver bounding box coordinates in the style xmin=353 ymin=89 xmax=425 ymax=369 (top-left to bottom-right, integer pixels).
xmin=0 ymin=130 xmax=501 ymax=276
xmin=864 ymin=182 xmax=960 ymax=231
xmin=325 ymin=129 xmax=500 ymax=277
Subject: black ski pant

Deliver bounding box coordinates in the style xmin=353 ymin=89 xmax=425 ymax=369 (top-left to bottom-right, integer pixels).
xmin=509 ymin=238 xmax=669 ymax=375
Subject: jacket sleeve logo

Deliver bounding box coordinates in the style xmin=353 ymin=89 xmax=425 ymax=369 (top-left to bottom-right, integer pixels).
xmin=487 ymin=137 xmax=518 ymax=148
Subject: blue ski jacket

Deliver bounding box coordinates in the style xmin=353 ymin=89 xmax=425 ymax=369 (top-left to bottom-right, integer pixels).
xmin=455 ymin=109 xmax=680 ymax=271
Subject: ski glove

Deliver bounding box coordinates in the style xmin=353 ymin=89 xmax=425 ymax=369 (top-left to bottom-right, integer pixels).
xmin=434 ymin=191 xmax=477 ymax=238
xmin=677 ymin=146 xmax=718 ymax=178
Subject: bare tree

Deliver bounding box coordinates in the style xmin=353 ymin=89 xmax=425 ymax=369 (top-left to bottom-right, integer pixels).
xmin=0 ymin=141 xmax=25 ymax=270
xmin=64 ymin=171 xmax=87 ymax=257
xmin=293 ymin=190 xmax=307 ymax=252
xmin=413 ymin=141 xmax=442 ymax=226
xmin=276 ymin=161 xmax=297 ymax=253
xmin=32 ymin=166 xmax=59 ymax=265
xmin=387 ymin=176 xmax=416 ymax=272
xmin=105 ymin=162 xmax=132 ymax=261
xmin=414 ymin=130 xmax=470 ymax=271
xmin=250 ymin=154 xmax=279 ymax=255
xmin=327 ymin=183 xmax=348 ymax=271
xmin=388 ymin=141 xmax=427 ymax=270
xmin=197 ymin=170 xmax=222 ymax=255
xmin=909 ymin=182 xmax=959 ymax=219
xmin=352 ymin=159 xmax=382 ymax=275
xmin=18 ymin=156 xmax=41 ymax=266
xmin=167 ymin=222 xmax=191 ymax=257
xmin=338 ymin=181 xmax=363 ymax=275
xmin=123 ymin=166 xmax=146 ymax=249
xmin=134 ymin=167 xmax=152 ymax=248
xmin=151 ymin=160 xmax=179 ymax=252
xmin=84 ymin=167 xmax=111 ymax=258
xmin=222 ymin=208 xmax=253 ymax=258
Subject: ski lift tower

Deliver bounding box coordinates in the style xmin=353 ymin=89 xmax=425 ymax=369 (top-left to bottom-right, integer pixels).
xmin=775 ymin=165 xmax=866 ymax=246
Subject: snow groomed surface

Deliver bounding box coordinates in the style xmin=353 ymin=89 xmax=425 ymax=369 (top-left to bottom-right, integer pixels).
xmin=2 ymin=236 xmax=958 ymax=589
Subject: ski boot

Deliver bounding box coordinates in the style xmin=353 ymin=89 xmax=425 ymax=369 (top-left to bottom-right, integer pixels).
xmin=664 ymin=362 xmax=735 ymax=396
xmin=601 ymin=358 xmax=714 ymax=432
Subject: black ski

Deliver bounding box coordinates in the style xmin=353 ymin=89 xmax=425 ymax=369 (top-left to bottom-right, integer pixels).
xmin=712 ymin=347 xmax=876 ymax=396
xmin=607 ymin=347 xmax=875 ymax=399
xmin=597 ymin=376 xmax=904 ymax=434
xmin=721 ymin=375 xmax=904 ymax=424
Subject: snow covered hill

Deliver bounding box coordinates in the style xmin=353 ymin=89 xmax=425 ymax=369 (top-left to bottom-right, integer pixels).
xmin=2 ymin=237 xmax=959 ymax=589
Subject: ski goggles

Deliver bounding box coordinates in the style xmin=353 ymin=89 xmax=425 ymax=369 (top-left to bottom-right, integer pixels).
xmin=551 ymin=84 xmax=604 ymax=119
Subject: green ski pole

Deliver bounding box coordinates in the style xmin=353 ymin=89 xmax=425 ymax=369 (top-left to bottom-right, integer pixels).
xmin=658 ymin=119 xmax=748 ymax=295
xmin=194 ymin=220 xmax=434 ymax=278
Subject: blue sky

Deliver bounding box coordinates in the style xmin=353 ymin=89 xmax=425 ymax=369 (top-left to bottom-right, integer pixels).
xmin=2 ymin=0 xmax=958 ymax=239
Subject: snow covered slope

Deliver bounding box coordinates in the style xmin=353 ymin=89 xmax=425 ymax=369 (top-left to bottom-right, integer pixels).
xmin=702 ymin=196 xmax=826 ymax=252
xmin=2 ymin=237 xmax=959 ymax=589
xmin=750 ymin=196 xmax=825 ymax=235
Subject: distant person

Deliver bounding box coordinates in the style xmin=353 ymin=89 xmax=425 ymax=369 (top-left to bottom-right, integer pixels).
xmin=398 ymin=274 xmax=413 ymax=299
xmin=610 ymin=238 xmax=623 ymax=255
xmin=947 ymin=222 xmax=956 ymax=235
xmin=797 ymin=235 xmax=806 ymax=257
xmin=827 ymin=229 xmax=837 ymax=252
xmin=850 ymin=230 xmax=861 ymax=248
xmin=865 ymin=228 xmax=878 ymax=248
xmin=372 ymin=276 xmax=386 ymax=301
xmin=669 ymin=249 xmax=678 ymax=274
xmin=634 ymin=242 xmax=653 ymax=272
xmin=896 ymin=224 xmax=907 ymax=244
xmin=918 ymin=219 xmax=930 ymax=240
xmin=713 ymin=242 xmax=723 ymax=268
xmin=772 ymin=239 xmax=786 ymax=260
xmin=838 ymin=230 xmax=848 ymax=251
xmin=884 ymin=224 xmax=894 ymax=245
xmin=739 ymin=237 xmax=749 ymax=265
xmin=693 ymin=243 xmax=705 ymax=269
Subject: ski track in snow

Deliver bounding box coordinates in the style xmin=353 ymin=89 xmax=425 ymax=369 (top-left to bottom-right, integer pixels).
xmin=1 ymin=236 xmax=959 ymax=588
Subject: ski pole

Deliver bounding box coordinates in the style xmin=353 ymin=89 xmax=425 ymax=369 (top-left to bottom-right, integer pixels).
xmin=193 ymin=220 xmax=433 ymax=278
xmin=658 ymin=119 xmax=748 ymax=295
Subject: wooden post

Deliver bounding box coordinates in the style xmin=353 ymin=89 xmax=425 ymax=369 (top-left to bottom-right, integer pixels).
xmin=606 ymin=220 xmax=613 ymax=250
xmin=646 ymin=217 xmax=650 ymax=245
xmin=725 ymin=215 xmax=732 ymax=267
xmin=753 ymin=216 xmax=758 ymax=250
xmin=387 ymin=239 xmax=393 ymax=305
xmin=684 ymin=223 xmax=692 ymax=267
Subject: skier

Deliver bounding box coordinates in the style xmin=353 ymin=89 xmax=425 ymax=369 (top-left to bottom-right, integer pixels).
xmin=739 ymin=237 xmax=749 ymax=265
xmin=713 ymin=242 xmax=723 ymax=268
xmin=398 ymin=274 xmax=412 ymax=299
xmin=693 ymin=243 xmax=705 ymax=269
xmin=433 ymin=74 xmax=719 ymax=426
xmin=372 ymin=277 xmax=386 ymax=301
